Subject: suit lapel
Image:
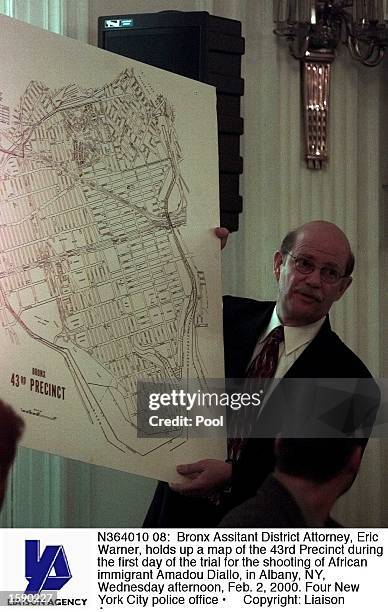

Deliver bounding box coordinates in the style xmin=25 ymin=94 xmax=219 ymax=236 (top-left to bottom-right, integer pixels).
xmin=226 ymin=301 xmax=275 ymax=378
xmin=225 ymin=300 xmax=334 ymax=379
xmin=254 ymin=317 xmax=334 ymax=435
xmin=283 ymin=316 xmax=332 ymax=378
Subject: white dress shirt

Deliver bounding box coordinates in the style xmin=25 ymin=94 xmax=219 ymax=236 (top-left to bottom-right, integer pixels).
xmin=250 ymin=306 xmax=326 ymax=378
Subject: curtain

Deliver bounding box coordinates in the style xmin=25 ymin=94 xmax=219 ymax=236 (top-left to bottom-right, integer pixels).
xmin=0 ymin=0 xmax=89 ymax=36
xmin=1 ymin=0 xmax=386 ymax=527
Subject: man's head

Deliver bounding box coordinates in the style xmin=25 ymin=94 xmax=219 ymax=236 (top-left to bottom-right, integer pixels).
xmin=274 ymin=220 xmax=353 ymax=326
xmin=0 ymin=399 xmax=24 ymax=509
xmin=275 ymin=437 xmax=364 ymax=486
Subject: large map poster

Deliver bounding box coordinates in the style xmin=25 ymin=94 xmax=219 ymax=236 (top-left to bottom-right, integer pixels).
xmin=0 ymin=15 xmax=225 ymax=481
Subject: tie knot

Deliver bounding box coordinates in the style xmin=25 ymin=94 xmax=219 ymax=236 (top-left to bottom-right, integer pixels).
xmin=267 ymin=325 xmax=284 ymax=344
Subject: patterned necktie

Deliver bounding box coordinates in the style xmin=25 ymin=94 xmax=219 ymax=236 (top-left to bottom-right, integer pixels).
xmin=246 ymin=325 xmax=285 ymax=379
xmin=228 ymin=325 xmax=284 ymax=462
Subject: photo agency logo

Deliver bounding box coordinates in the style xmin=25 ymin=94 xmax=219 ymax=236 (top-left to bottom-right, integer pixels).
xmin=25 ymin=540 xmax=72 ymax=593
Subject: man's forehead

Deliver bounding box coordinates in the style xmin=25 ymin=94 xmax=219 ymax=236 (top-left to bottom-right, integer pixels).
xmin=293 ymin=243 xmax=348 ymax=259
xmin=292 ymin=231 xmax=350 ymax=264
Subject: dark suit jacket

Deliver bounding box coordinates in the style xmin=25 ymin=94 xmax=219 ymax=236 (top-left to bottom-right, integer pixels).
xmin=143 ymin=296 xmax=379 ymax=527
xmin=223 ymin=297 xmax=379 ymax=510
xmin=219 ymin=474 xmax=341 ymax=528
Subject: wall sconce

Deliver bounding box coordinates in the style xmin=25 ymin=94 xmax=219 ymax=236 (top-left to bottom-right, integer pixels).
xmin=274 ymin=1 xmax=388 ymax=169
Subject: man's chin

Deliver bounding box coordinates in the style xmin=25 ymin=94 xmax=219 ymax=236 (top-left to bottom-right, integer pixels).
xmin=285 ymin=297 xmax=323 ymax=324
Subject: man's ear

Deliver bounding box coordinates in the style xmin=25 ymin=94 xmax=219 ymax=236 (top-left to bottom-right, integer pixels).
xmin=345 ymin=445 xmax=362 ymax=477
xmin=274 ymin=251 xmax=283 ymax=281
xmin=335 ymin=276 xmax=352 ymax=301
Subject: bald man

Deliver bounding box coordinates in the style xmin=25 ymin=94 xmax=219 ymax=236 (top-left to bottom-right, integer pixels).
xmin=144 ymin=221 xmax=379 ymax=527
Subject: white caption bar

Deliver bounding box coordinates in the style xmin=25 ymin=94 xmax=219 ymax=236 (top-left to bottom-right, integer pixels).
xmin=0 ymin=529 xmax=386 ymax=610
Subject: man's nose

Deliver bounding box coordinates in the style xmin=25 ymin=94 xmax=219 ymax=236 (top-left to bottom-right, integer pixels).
xmin=304 ymin=266 xmax=322 ymax=286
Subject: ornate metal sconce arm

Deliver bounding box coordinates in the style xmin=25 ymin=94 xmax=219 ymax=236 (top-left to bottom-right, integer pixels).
xmin=346 ymin=35 xmax=385 ymax=66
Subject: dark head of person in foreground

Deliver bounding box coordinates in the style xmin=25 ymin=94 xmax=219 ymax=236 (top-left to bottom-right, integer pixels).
xmin=0 ymin=399 xmax=24 ymax=509
xmin=219 ymin=436 xmax=365 ymax=528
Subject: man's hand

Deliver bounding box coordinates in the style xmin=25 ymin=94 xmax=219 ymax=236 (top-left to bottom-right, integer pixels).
xmin=169 ymin=459 xmax=232 ymax=497
xmin=214 ymin=227 xmax=230 ymax=250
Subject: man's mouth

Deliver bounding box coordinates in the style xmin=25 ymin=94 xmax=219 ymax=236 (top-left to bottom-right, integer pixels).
xmin=295 ymin=290 xmax=321 ymax=303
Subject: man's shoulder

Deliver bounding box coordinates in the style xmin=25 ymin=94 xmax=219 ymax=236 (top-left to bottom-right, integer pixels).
xmin=318 ymin=326 xmax=375 ymax=379
xmin=219 ymin=475 xmax=306 ymax=528
xmin=223 ymin=295 xmax=274 ymax=318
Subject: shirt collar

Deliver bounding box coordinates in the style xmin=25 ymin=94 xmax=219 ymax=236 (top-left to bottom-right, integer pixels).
xmin=260 ymin=305 xmax=326 ymax=356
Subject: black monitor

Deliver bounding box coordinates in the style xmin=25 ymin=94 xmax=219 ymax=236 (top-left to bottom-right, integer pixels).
xmin=98 ymin=13 xmax=206 ymax=80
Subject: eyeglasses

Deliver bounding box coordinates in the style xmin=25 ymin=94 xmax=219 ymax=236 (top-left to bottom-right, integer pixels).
xmin=286 ymin=251 xmax=348 ymax=285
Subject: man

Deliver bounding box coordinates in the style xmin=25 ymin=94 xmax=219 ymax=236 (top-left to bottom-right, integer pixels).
xmin=219 ymin=436 xmax=364 ymax=527
xmin=0 ymin=399 xmax=24 ymax=509
xmin=143 ymin=220 xmax=379 ymax=526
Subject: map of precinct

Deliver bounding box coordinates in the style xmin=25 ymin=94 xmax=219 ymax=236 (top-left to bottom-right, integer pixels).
xmin=0 ymin=15 xmax=224 ymax=481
